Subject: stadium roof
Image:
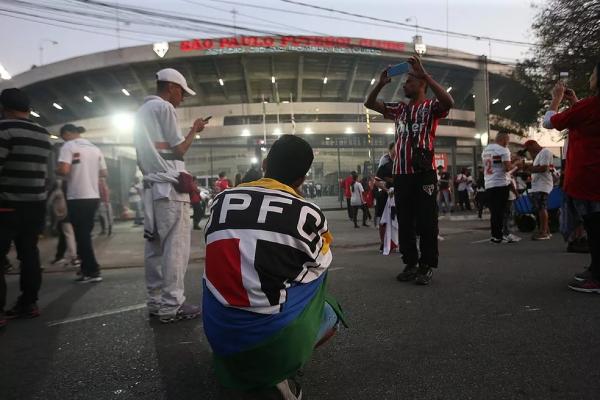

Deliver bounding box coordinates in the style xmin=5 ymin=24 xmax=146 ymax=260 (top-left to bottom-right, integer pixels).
xmin=1 ymin=36 xmax=537 ymax=127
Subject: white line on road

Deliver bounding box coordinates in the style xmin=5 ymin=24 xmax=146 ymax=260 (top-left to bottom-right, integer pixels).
xmin=47 ymin=303 xmax=147 ymax=327
xmin=329 ymin=267 xmax=345 ymax=271
xmin=471 ymin=238 xmax=492 ymax=244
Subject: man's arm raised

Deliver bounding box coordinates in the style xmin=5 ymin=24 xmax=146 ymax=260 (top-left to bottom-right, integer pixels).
xmin=408 ymin=56 xmax=455 ymax=111
xmin=364 ymin=68 xmax=392 ymax=115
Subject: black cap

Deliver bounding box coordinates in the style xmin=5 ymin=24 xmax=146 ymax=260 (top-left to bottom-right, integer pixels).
xmin=60 ymin=124 xmax=86 ymax=135
xmin=0 ymin=88 xmax=30 ymax=113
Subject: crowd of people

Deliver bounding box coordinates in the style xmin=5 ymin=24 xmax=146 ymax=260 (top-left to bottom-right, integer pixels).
xmin=0 ymin=57 xmax=598 ymax=399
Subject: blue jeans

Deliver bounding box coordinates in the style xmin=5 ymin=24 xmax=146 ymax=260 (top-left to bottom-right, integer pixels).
xmin=438 ymin=190 xmax=452 ymax=214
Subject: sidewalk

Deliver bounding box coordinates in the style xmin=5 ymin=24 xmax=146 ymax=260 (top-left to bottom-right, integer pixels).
xmin=5 ymin=209 xmax=487 ymax=274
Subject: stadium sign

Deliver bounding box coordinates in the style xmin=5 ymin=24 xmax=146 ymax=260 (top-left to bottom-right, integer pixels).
xmin=180 ymin=36 xmax=406 ymax=55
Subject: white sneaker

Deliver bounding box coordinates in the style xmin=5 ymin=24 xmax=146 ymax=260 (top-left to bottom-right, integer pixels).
xmin=503 ymin=234 xmax=521 ymax=243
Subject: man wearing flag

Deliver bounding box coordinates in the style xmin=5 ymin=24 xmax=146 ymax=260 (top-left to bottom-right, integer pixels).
xmin=202 ymin=135 xmax=345 ymax=399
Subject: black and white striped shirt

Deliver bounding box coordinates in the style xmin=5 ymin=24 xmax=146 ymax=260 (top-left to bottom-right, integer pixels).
xmin=0 ymin=118 xmax=51 ymax=204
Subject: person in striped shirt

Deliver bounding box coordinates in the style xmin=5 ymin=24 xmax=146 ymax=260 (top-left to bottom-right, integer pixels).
xmin=0 ymin=88 xmax=51 ymax=321
xmin=365 ymin=56 xmax=454 ymax=285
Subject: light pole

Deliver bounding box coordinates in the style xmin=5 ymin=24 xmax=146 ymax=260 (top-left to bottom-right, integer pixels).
xmin=405 ymin=16 xmax=419 ymax=36
xmin=39 ymin=39 xmax=58 ymax=66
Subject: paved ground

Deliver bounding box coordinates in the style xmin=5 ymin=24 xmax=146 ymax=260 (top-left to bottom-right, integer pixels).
xmin=1 ymin=211 xmax=599 ymax=400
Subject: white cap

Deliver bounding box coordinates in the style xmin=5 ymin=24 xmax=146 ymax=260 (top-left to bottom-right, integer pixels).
xmin=156 ymin=68 xmax=196 ymax=96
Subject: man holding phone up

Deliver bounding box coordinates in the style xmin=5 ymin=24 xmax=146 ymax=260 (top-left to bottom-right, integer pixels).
xmin=134 ymin=68 xmax=209 ymax=323
xmin=365 ymin=56 xmax=454 ymax=285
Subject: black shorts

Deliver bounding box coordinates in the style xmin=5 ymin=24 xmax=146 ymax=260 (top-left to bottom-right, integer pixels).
xmin=531 ymin=192 xmax=548 ymax=212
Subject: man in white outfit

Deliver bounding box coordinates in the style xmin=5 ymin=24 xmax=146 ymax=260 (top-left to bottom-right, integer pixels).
xmin=133 ymin=68 xmax=208 ymax=323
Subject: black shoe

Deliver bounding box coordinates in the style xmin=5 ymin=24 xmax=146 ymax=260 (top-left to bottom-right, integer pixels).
xmin=396 ymin=265 xmax=418 ymax=281
xmin=5 ymin=302 xmax=40 ymax=319
xmin=415 ymin=265 xmax=433 ymax=285
xmin=362 ymin=223 xmax=370 ymax=227
xmin=574 ymin=268 xmax=594 ymax=282
xmin=193 ymin=225 xmax=201 ymax=230
xmin=354 ymin=224 xmax=359 ymax=228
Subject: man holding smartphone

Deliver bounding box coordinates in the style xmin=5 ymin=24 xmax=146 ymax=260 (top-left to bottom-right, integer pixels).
xmin=365 ymin=56 xmax=454 ymax=285
xmin=134 ymin=68 xmax=209 ymax=323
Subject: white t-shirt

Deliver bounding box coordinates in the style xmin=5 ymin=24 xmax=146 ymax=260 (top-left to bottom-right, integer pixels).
xmin=508 ymin=178 xmax=517 ymax=201
xmin=128 ymin=183 xmax=142 ymax=203
xmin=482 ymin=143 xmax=511 ymax=189
xmin=133 ymin=95 xmax=189 ymax=202
xmin=531 ymin=148 xmax=555 ymax=194
xmin=350 ymin=181 xmax=364 ymax=206
xmin=456 ymin=174 xmax=473 ymax=191
xmin=58 ymin=138 xmax=106 ymax=200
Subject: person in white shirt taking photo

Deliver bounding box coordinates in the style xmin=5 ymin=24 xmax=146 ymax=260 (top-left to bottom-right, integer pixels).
xmin=482 ymin=132 xmax=522 ymax=243
xmin=522 ymin=140 xmax=555 ymax=241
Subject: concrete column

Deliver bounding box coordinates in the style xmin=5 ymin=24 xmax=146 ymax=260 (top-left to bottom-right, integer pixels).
xmin=473 ymin=55 xmax=490 ymax=140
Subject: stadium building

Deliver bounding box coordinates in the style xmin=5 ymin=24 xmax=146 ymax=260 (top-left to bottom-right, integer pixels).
xmin=2 ymin=35 xmax=544 ymax=209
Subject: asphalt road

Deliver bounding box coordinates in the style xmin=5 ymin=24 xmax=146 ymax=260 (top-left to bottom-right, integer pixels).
xmin=1 ymin=216 xmax=599 ymax=400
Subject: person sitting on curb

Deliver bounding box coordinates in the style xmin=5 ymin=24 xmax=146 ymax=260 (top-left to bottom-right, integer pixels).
xmin=202 ymin=135 xmax=346 ymax=399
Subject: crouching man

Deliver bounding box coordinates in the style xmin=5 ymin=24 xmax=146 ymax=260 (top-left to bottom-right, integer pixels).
xmin=202 ymin=135 xmax=346 ymax=399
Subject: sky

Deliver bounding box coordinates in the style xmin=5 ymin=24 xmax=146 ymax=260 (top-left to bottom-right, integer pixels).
xmin=0 ymin=0 xmax=544 ymax=77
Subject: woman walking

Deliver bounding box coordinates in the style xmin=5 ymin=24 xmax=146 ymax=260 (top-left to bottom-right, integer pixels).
xmin=350 ymin=172 xmax=368 ymax=228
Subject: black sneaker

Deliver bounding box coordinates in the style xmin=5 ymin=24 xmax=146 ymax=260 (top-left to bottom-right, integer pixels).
xmin=415 ymin=265 xmax=433 ymax=285
xmin=490 ymin=237 xmax=503 ymax=244
xmin=5 ymin=303 xmax=40 ymax=319
xmin=574 ymin=268 xmax=594 ymax=282
xmin=396 ymin=265 xmax=418 ymax=282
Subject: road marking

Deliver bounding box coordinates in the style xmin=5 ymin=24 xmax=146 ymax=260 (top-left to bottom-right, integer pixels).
xmin=329 ymin=267 xmax=345 ymax=272
xmin=47 ymin=303 xmax=146 ymax=327
xmin=471 ymin=238 xmax=491 ymax=244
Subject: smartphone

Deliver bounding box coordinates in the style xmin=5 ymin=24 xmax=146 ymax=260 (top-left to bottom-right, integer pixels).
xmin=203 ymin=116 xmax=212 ymax=122
xmin=387 ymin=62 xmax=410 ymax=78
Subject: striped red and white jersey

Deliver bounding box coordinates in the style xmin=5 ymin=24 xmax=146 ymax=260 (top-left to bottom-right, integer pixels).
xmin=383 ymin=99 xmax=448 ymax=175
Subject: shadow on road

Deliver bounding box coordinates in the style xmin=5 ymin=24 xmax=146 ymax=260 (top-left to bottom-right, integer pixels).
xmin=150 ymin=317 xmax=219 ymax=400
xmin=0 ymin=284 xmax=93 ymax=400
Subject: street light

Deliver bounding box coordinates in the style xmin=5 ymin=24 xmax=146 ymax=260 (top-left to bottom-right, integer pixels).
xmin=413 ymin=35 xmax=427 ymax=55
xmin=39 ymin=39 xmax=58 ymax=66
xmin=405 ymin=16 xmax=419 ymax=35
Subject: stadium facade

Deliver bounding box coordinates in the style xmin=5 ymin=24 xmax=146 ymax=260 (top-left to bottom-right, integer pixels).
xmin=2 ymin=35 xmax=546 ymax=209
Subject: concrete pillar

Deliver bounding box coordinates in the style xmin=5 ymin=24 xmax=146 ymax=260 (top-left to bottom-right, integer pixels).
xmin=473 ymin=55 xmax=490 ymax=141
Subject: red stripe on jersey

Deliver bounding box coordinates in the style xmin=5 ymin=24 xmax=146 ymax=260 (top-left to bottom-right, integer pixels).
xmin=205 ymin=238 xmax=250 ymax=307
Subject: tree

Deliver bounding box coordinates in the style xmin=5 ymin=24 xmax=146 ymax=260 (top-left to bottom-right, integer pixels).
xmin=518 ymin=0 xmax=600 ymax=104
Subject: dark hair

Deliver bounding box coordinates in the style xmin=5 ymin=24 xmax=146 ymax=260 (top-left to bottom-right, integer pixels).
xmin=388 ymin=142 xmax=395 ymax=151
xmin=265 ymin=134 xmax=314 ymax=185
xmin=157 ymin=80 xmax=171 ymax=93
xmin=0 ymin=88 xmax=30 ymax=113
xmin=60 ymin=124 xmax=86 ymax=135
xmin=218 ymin=171 xmax=226 ymax=178
xmin=596 ymin=62 xmax=600 ymax=91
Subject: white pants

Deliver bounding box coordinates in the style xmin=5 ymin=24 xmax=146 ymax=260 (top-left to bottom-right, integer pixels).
xmin=98 ymin=202 xmax=114 ymax=231
xmin=62 ymin=222 xmax=77 ymax=260
xmin=144 ymin=199 xmax=191 ymax=315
